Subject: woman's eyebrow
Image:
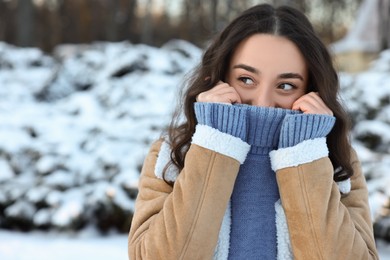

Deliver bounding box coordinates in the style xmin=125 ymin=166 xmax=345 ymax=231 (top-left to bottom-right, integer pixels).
xmin=233 ymin=64 xmax=304 ymax=81
xmin=232 ymin=64 xmax=259 ymax=74
xmin=278 ymin=72 xmax=304 ymax=81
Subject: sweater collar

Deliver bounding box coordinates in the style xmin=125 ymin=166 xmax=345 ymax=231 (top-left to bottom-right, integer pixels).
xmin=236 ymin=104 xmax=300 ymax=154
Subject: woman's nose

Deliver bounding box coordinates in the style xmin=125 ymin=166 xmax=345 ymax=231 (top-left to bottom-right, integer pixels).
xmin=252 ymin=90 xmax=274 ymax=107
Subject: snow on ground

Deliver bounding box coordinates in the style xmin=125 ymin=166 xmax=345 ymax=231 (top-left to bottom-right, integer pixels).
xmin=0 ymin=40 xmax=390 ymax=258
xmin=378 ymin=240 xmax=390 ymax=260
xmin=0 ymin=229 xmax=128 ymax=260
xmin=0 ymin=231 xmax=389 ymax=259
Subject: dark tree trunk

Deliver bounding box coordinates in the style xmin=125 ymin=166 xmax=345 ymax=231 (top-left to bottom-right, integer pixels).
xmin=141 ymin=0 xmax=153 ymax=44
xmin=106 ymin=0 xmax=119 ymax=41
xmin=379 ymin=0 xmax=390 ymax=50
xmin=16 ymin=0 xmax=35 ymax=47
xmin=210 ymin=0 xmax=219 ymax=33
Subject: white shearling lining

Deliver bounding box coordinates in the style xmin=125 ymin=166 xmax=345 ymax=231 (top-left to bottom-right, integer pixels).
xmin=192 ymin=125 xmax=250 ymax=164
xmin=213 ymin=202 xmax=231 ymax=260
xmin=270 ymin=138 xmax=329 ymax=171
xmin=336 ymin=178 xmax=351 ymax=194
xmin=275 ymin=200 xmax=293 ymax=259
xmin=154 ymin=141 xmax=179 ymax=182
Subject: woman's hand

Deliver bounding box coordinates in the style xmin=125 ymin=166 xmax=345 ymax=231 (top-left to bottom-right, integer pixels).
xmin=196 ymin=81 xmax=242 ymax=104
xmin=292 ymin=92 xmax=333 ymax=115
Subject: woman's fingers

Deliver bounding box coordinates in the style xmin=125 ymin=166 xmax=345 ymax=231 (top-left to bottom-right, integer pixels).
xmin=196 ymin=81 xmax=242 ymax=104
xmin=292 ymin=92 xmax=333 ymax=115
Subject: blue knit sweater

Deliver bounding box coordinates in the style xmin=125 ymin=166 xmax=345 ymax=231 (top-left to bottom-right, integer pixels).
xmin=195 ymin=102 xmax=335 ymax=259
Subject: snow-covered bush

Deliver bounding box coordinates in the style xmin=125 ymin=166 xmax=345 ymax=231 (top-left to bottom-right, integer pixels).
xmin=0 ymin=40 xmax=201 ymax=233
xmin=340 ymin=50 xmax=390 ymax=241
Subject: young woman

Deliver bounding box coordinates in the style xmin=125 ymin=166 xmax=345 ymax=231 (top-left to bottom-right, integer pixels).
xmin=128 ymin=4 xmax=378 ymax=259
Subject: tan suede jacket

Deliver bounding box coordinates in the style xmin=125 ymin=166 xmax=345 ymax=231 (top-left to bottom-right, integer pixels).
xmin=129 ymin=130 xmax=378 ymax=259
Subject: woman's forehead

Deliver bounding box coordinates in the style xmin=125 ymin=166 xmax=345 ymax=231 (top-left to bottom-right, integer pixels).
xmin=230 ymin=34 xmax=308 ymax=77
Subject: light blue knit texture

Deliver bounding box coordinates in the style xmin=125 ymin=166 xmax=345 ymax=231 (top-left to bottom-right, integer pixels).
xmin=278 ymin=113 xmax=336 ymax=148
xmin=194 ymin=103 xmax=247 ymax=140
xmin=193 ymin=102 xmax=335 ymax=259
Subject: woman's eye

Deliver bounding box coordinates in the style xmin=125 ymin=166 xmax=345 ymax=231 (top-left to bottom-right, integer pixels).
xmin=278 ymin=83 xmax=295 ymax=91
xmin=238 ymin=77 xmax=254 ymax=85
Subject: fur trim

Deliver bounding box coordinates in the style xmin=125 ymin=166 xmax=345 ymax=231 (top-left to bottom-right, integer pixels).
xmin=213 ymin=202 xmax=231 ymax=260
xmin=275 ymin=200 xmax=293 ymax=260
xmin=336 ymin=178 xmax=351 ymax=194
xmin=270 ymin=138 xmax=329 ymax=171
xmin=192 ymin=125 xmax=250 ymax=164
xmin=154 ymin=140 xmax=179 ymax=182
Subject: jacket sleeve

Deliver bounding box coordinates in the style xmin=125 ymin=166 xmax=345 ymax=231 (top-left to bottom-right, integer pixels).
xmin=128 ymin=125 xmax=250 ymax=259
xmin=270 ymin=114 xmax=379 ymax=259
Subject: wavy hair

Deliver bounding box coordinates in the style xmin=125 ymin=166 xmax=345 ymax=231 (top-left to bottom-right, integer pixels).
xmin=166 ymin=4 xmax=352 ymax=182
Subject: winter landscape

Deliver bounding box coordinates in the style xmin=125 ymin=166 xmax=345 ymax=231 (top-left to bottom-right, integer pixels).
xmin=0 ymin=39 xmax=390 ymax=259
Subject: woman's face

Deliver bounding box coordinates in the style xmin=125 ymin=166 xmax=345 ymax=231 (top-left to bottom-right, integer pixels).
xmin=227 ymin=34 xmax=308 ymax=109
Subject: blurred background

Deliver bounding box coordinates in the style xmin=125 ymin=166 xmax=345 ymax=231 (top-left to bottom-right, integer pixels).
xmin=0 ymin=0 xmax=390 ymax=259
xmin=0 ymin=0 xmax=371 ymax=50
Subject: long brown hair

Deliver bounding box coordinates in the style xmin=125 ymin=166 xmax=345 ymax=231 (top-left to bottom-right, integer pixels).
xmin=167 ymin=4 xmax=352 ymax=182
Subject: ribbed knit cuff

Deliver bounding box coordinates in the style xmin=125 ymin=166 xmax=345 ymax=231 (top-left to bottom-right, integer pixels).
xmin=278 ymin=114 xmax=336 ymax=148
xmin=194 ymin=102 xmax=247 ymax=140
